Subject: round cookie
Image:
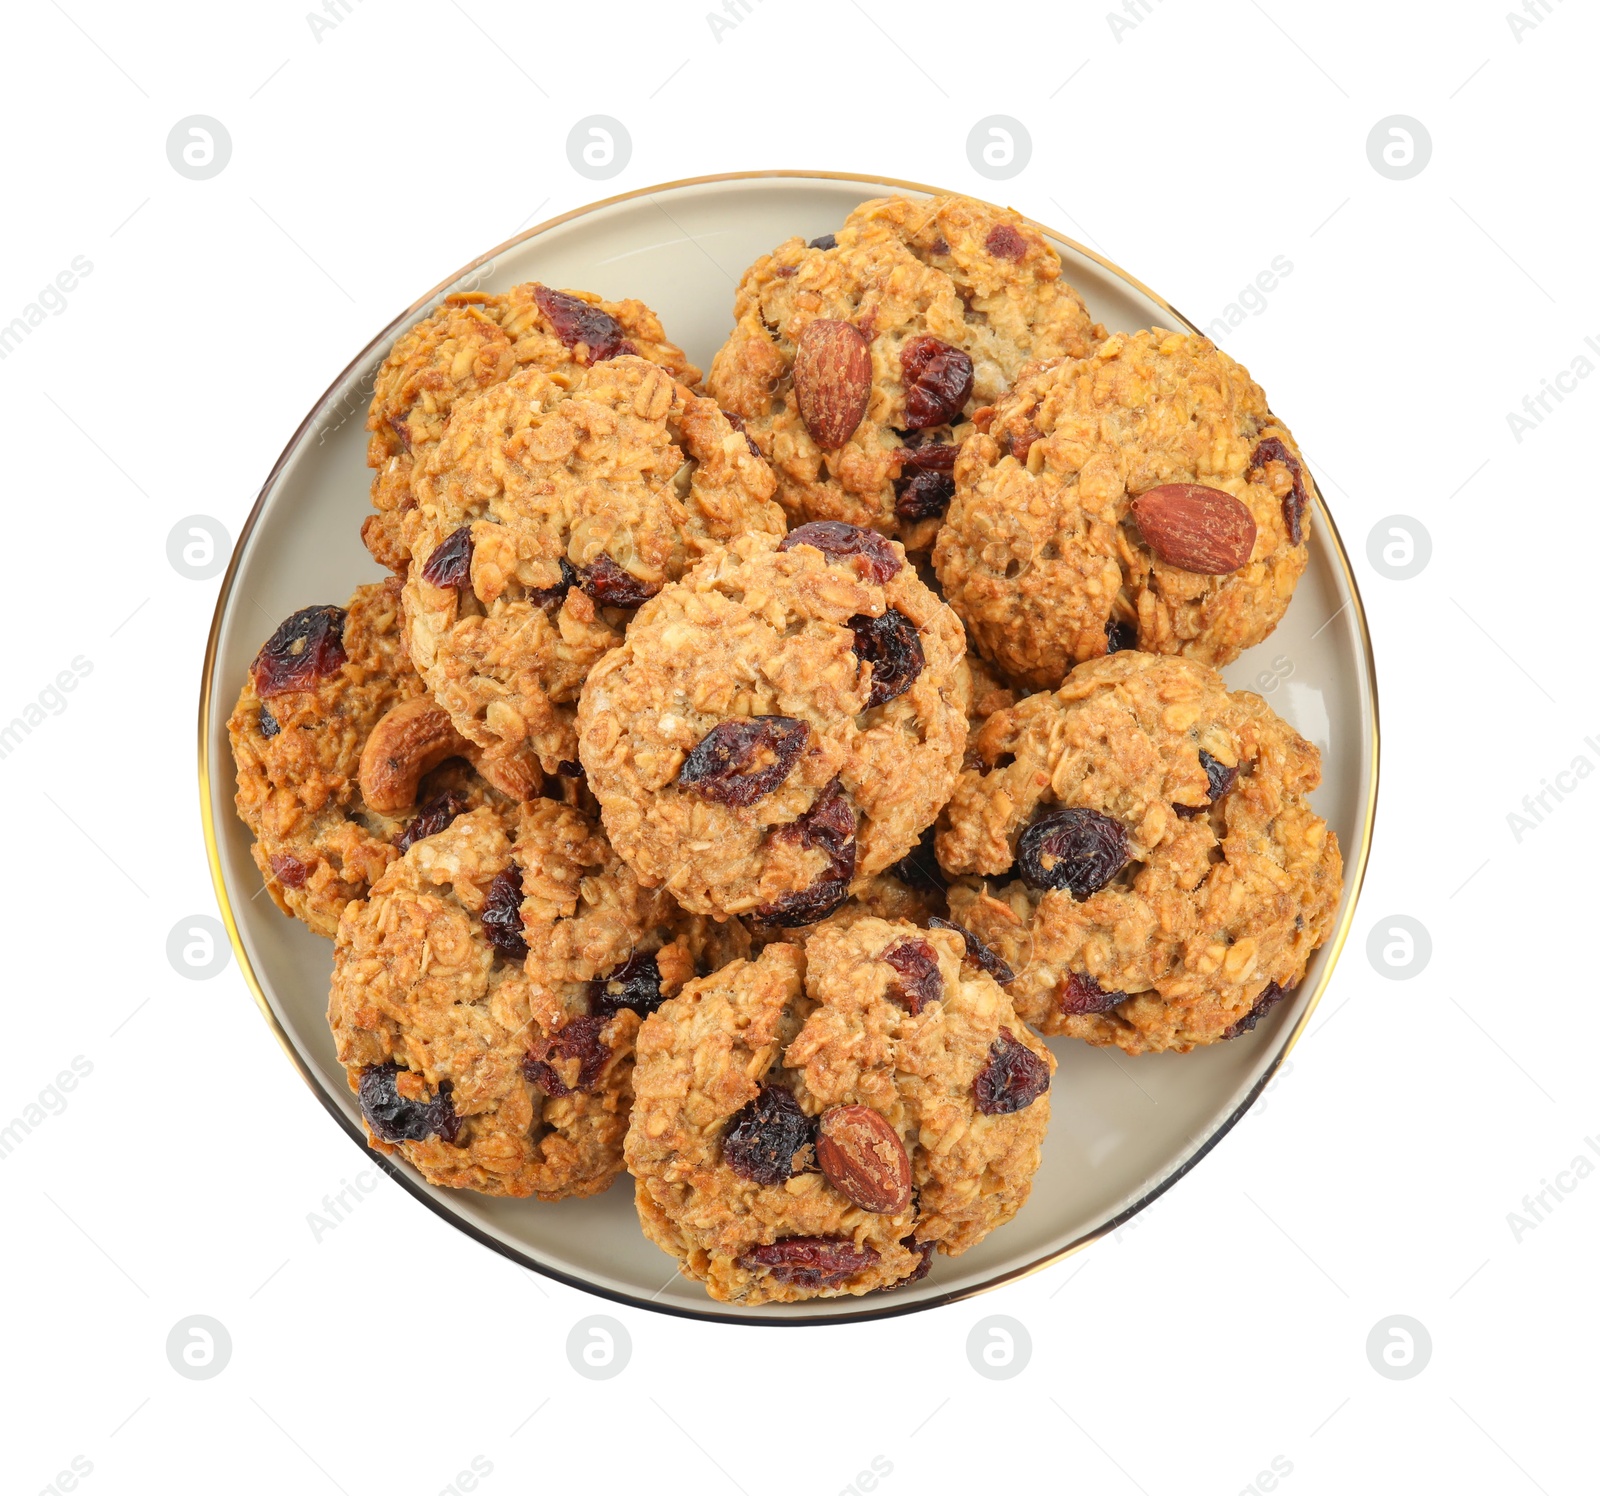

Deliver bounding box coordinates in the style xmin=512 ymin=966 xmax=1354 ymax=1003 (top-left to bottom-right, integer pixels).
xmin=707 ymin=193 xmax=1104 ymax=549
xmin=576 ymin=524 xmax=968 ymax=924
xmin=363 ymin=283 xmax=700 ymax=572
xmin=402 ymin=355 xmax=786 ymax=793
xmin=624 ymin=922 xmax=1054 ymax=1304
xmin=934 ymin=328 xmax=1312 ymax=688
xmin=935 ymin=652 xmax=1343 ymax=1054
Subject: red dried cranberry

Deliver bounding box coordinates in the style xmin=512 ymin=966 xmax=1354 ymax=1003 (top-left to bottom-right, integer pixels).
xmin=1249 ymin=436 xmax=1310 ymax=546
xmin=257 ymin=705 xmax=280 ymax=738
xmin=928 ymin=916 xmax=1015 ymax=985
xmin=530 ymin=557 xmax=578 ymax=610
xmin=521 ymin=1015 xmax=609 ymax=1096
xmin=395 ymin=789 xmax=469 ymax=853
xmin=900 ymin=336 xmax=974 ymax=430
xmin=722 ymin=1086 xmax=815 ymax=1184
xmin=482 ymin=866 xmax=528 ymax=960
xmin=678 ymin=717 xmax=809 ymax=807
xmin=1105 ymin=618 xmax=1138 ymax=654
xmin=1017 ymin=808 xmax=1129 ymax=898
xmin=740 ymin=1235 xmax=879 ymax=1288
xmin=984 ymin=223 xmax=1027 ymax=261
xmin=848 ymin=609 xmax=925 ymax=708
xmin=973 ymin=1028 xmax=1051 ymax=1115
xmin=250 ymin=605 xmax=348 ymax=698
xmin=779 ymin=521 xmax=902 ymax=584
xmin=588 ymin=952 xmax=666 ymax=1018
xmin=807 ymin=233 xmax=837 ymax=250
xmin=580 ymin=553 xmax=659 ymax=609
xmin=883 ymin=938 xmax=942 ymax=1014
xmin=269 ymin=852 xmax=309 ymax=889
xmin=358 ymin=1062 xmax=461 ymax=1144
xmin=887 ymin=827 xmax=948 ymax=897
xmin=531 ymin=284 xmax=630 ymax=363
xmin=1175 ymin=749 xmax=1239 ymax=819
xmin=721 ymin=409 xmax=763 ymax=457
xmin=420 ymin=525 xmax=473 ymax=589
xmin=1057 ymin=971 xmax=1127 ymax=1016
xmin=892 ymin=442 xmax=959 ymax=522
xmin=757 ymin=778 xmax=856 ymax=927
xmin=1224 ymin=980 xmax=1288 ymax=1039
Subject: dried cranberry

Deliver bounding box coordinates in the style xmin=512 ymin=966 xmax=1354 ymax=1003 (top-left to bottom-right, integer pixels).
xmin=250 ymin=605 xmax=348 ymax=698
xmin=887 ymin=826 xmax=948 ymax=897
xmin=985 ymin=223 xmax=1027 ymax=262
xmin=530 ymin=556 xmax=578 ymax=610
xmin=1175 ymin=749 xmax=1239 ymax=819
xmin=1105 ymin=618 xmax=1138 ymax=654
xmin=973 ymin=1029 xmax=1051 ymax=1115
xmin=588 ymin=952 xmax=665 ymax=1018
xmin=807 ymin=233 xmax=837 ymax=250
xmin=891 ymin=1236 xmax=936 ymax=1286
xmin=1057 ymin=971 xmax=1127 ymax=1016
xmin=740 ymin=1235 xmax=879 ymax=1288
xmin=482 ymin=866 xmax=528 ymax=960
xmin=1008 ymin=425 xmax=1041 ymax=463
xmin=1224 ymin=980 xmax=1287 ymax=1039
xmin=1249 ymin=436 xmax=1310 ymax=546
xmin=420 ymin=525 xmax=474 ymax=589
xmin=257 ymin=705 xmax=280 ymax=738
xmin=1017 ymin=807 xmax=1129 ymax=898
xmin=883 ymin=938 xmax=942 ymax=1014
xmin=929 ymin=236 xmax=950 ymax=256
xmin=928 ymin=916 xmax=1015 ymax=985
xmin=757 ymin=778 xmax=856 ymax=926
xmin=900 ymin=336 xmax=974 ymax=430
xmin=532 ymin=284 xmax=630 ymax=363
xmin=848 ymin=609 xmax=925 ymax=708
xmin=677 ymin=717 xmax=809 ymax=807
xmin=521 ymin=1015 xmax=609 ymax=1096
xmin=580 ymin=553 xmax=659 ymax=609
xmin=395 ymin=789 xmax=469 ymax=853
xmin=892 ymin=442 xmax=959 ymax=522
xmin=358 ymin=1062 xmax=461 ymax=1144
xmin=779 ymin=521 xmax=902 ymax=584
xmin=269 ymin=852 xmax=309 ymax=889
xmin=722 ymin=1086 xmax=815 ymax=1184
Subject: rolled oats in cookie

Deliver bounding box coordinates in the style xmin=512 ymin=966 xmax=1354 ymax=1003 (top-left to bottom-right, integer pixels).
xmin=576 ymin=526 xmax=968 ymax=923
xmin=707 ymin=193 xmax=1105 ymax=549
xmin=402 ymin=355 xmax=786 ymax=793
xmin=362 ymin=283 xmax=700 ymax=571
xmin=935 ymin=652 xmax=1342 ymax=1054
xmin=624 ymin=922 xmax=1053 ymax=1304
xmin=935 ymin=329 xmax=1312 ymax=688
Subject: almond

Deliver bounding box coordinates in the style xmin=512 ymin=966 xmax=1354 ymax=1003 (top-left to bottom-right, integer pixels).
xmin=793 ymin=319 xmax=871 ymax=451
xmin=816 ymin=1104 xmax=911 ymax=1214
xmin=1130 ymin=484 xmax=1257 ymax=574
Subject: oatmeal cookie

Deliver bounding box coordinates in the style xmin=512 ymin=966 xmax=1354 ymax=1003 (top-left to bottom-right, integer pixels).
xmin=402 ymin=355 xmax=785 ymax=792
xmin=936 ymin=652 xmax=1342 ymax=1054
xmin=576 ymin=525 xmax=968 ymax=924
xmin=707 ymin=193 xmax=1104 ymax=548
xmin=363 ymin=283 xmax=700 ymax=571
xmin=934 ymin=329 xmax=1312 ymax=688
xmin=625 ymin=924 xmax=1053 ymax=1303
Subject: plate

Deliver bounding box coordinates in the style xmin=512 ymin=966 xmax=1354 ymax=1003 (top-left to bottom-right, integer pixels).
xmin=199 ymin=172 xmax=1378 ymax=1323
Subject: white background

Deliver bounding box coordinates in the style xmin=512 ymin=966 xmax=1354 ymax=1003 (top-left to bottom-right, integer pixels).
xmin=1 ymin=1 xmax=1594 ymax=1492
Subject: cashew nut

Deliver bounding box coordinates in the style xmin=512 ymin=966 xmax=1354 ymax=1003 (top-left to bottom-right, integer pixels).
xmin=359 ymin=696 xmax=475 ymax=813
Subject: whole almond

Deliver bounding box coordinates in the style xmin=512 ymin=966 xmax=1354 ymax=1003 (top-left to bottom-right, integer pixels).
xmin=793 ymin=319 xmax=872 ymax=451
xmin=1130 ymin=484 xmax=1257 ymax=574
xmin=816 ymin=1104 xmax=912 ymax=1214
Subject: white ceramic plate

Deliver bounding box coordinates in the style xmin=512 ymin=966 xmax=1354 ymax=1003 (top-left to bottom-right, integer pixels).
xmin=200 ymin=172 xmax=1378 ymax=1324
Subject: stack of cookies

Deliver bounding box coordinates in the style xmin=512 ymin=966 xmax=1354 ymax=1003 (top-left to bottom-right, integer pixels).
xmin=228 ymin=193 xmax=1343 ymax=1305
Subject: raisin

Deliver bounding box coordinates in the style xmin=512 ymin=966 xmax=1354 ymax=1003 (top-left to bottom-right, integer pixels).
xmin=900 ymin=335 xmax=974 ymax=430
xmin=892 ymin=442 xmax=959 ymax=522
xmin=530 ymin=556 xmax=578 ymax=610
xmin=482 ymin=866 xmax=528 ymax=960
xmin=779 ymin=521 xmax=902 ymax=584
xmin=807 ymin=232 xmax=837 ymax=250
xmin=721 ymin=409 xmax=763 ymax=457
xmin=891 ymin=1236 xmax=936 ymax=1286
xmin=757 ymin=778 xmax=856 ymax=927
xmin=358 ymin=1063 xmax=461 ymax=1144
xmin=887 ymin=826 xmax=948 ymax=897
xmin=269 ymin=851 xmax=309 ymax=889
xmin=420 ymin=525 xmax=473 ymax=589
xmin=678 ymin=717 xmax=809 ymax=807
xmin=1008 ymin=425 xmax=1041 ymax=463
xmin=740 ymin=1235 xmax=879 ymax=1288
xmin=1224 ymin=980 xmax=1287 ymax=1039
xmin=395 ymin=789 xmax=469 ymax=853
xmin=588 ymin=952 xmax=665 ymax=1018
xmin=1016 ymin=807 xmax=1129 ymax=898
xmin=883 ymin=938 xmax=942 ymax=1014
xmin=521 ymin=1015 xmax=609 ymax=1096
xmin=250 ymin=605 xmax=348 ymax=698
xmin=1249 ymin=436 xmax=1310 ymax=546
xmin=1105 ymin=618 xmax=1138 ymax=654
xmin=531 ymin=284 xmax=632 ymax=363
xmin=722 ymin=1086 xmax=815 ymax=1184
xmin=928 ymin=916 xmax=1015 ymax=985
xmin=1175 ymin=749 xmax=1239 ymax=819
xmin=580 ymin=553 xmax=658 ymax=609
xmin=848 ymin=609 xmax=924 ymax=708
xmin=257 ymin=705 xmax=280 ymax=738
xmin=929 ymin=236 xmax=950 ymax=256
xmin=1057 ymin=971 xmax=1127 ymax=1016
xmin=985 ymin=223 xmax=1027 ymax=261
xmin=973 ymin=1028 xmax=1051 ymax=1115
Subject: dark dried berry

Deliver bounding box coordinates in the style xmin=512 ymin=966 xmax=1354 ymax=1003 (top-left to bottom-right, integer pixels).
xmin=257 ymin=705 xmax=280 ymax=738
xmin=358 ymin=1063 xmax=461 ymax=1144
xmin=890 ymin=1236 xmax=936 ymax=1287
xmin=887 ymin=826 xmax=948 ymax=897
xmin=740 ymin=1235 xmax=879 ymax=1288
xmin=530 ymin=557 xmax=578 ymax=610
xmin=1017 ymin=807 xmax=1129 ymax=898
xmin=1008 ymin=425 xmax=1041 ymax=463
xmin=557 ymin=759 xmax=583 ymax=777
xmin=531 ymin=284 xmax=632 ymax=362
xmin=807 ymin=232 xmax=837 ymax=250
xmin=580 ymin=552 xmax=659 ymax=609
xmin=521 ymin=1015 xmax=609 ymax=1096
xmin=420 ymin=525 xmax=474 ymax=589
xmin=1224 ymin=980 xmax=1287 ymax=1039
xmin=589 ymin=952 xmax=666 ymax=1019
xmin=883 ymin=938 xmax=942 ymax=1014
xmin=1057 ymin=971 xmax=1127 ymax=1016
xmin=896 ymin=441 xmax=958 ymax=474
xmin=396 ymin=789 xmax=469 ymax=853
xmin=721 ymin=408 xmax=763 ymax=458
xmin=848 ymin=609 xmax=925 ymax=708
xmin=1249 ymin=436 xmax=1310 ymax=546
xmin=722 ymin=1086 xmax=815 ymax=1185
xmin=984 ymin=223 xmax=1027 ymax=262
xmin=678 ymin=717 xmax=809 ymax=807
xmin=269 ymin=851 xmax=309 ymax=889
xmin=900 ymin=335 xmax=974 ymax=430
xmin=1175 ymin=749 xmax=1239 ymax=819
xmin=973 ymin=1028 xmax=1051 ymax=1115
xmin=251 ymin=605 xmax=348 ymax=698
xmin=482 ymin=866 xmax=528 ymax=960
xmin=892 ymin=443 xmax=959 ymax=522
xmin=929 ymin=236 xmax=950 ymax=256
xmin=928 ymin=916 xmax=1014 ymax=985
xmin=779 ymin=521 xmax=902 ymax=584
xmin=757 ymin=778 xmax=856 ymax=927
xmin=1105 ymin=618 xmax=1139 ymax=654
